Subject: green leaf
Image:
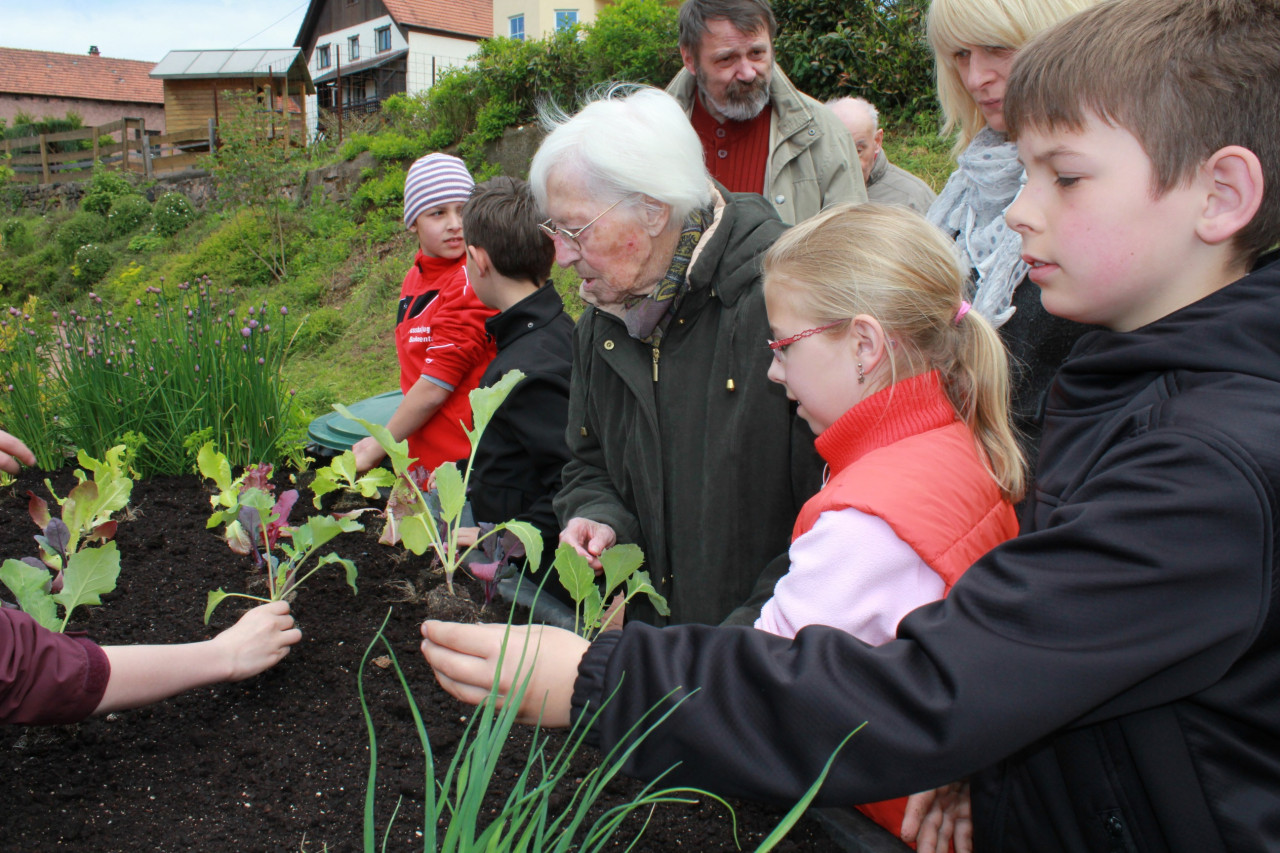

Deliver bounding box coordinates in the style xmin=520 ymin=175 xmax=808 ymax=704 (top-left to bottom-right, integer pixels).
xmin=498 ymin=520 xmax=543 ymax=573
xmin=626 ymin=570 xmax=670 ymax=617
xmin=334 ymin=404 xmax=412 ymax=474
xmin=0 ymin=558 xmax=60 ymax=631
xmin=197 ymin=441 xmax=233 ymax=491
xmin=53 ymin=542 xmax=121 ymax=627
xmin=357 ymin=468 xmax=396 ymax=497
xmin=467 ymin=370 xmax=525 ymax=445
xmin=204 ymin=588 xmax=230 ymax=624
xmin=599 ymin=542 xmax=643 ymax=597
xmin=552 ymin=542 xmax=596 ymax=602
xmin=310 ymin=468 xmax=344 ymax=508
xmin=401 ymin=515 xmax=435 ymax=555
xmin=754 ymin=726 xmax=864 ymax=852
xmin=434 ymin=462 xmax=466 ymax=524
xmin=314 ymin=552 xmax=359 ymax=594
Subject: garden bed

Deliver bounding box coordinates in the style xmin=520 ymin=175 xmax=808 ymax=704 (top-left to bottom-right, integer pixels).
xmin=0 ymin=465 xmax=842 ymax=852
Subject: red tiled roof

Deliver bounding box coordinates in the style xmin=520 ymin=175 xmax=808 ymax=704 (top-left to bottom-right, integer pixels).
xmin=0 ymin=47 xmax=163 ymax=105
xmin=382 ymin=0 xmax=493 ymax=40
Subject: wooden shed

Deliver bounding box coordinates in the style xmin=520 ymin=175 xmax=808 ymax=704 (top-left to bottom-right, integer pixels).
xmin=150 ymin=48 xmax=316 ymax=146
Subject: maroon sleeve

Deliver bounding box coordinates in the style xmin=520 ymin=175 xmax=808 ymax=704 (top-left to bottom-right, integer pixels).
xmin=1 ymin=609 xmax=111 ymax=725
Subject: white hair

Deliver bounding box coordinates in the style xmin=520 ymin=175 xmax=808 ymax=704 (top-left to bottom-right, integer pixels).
xmin=827 ymin=96 xmax=879 ymax=132
xmin=529 ymin=84 xmax=712 ymax=225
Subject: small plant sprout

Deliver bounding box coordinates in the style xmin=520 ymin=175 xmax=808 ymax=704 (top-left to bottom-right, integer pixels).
xmin=550 ymin=542 xmax=670 ymax=638
xmin=0 ymin=446 xmax=133 ymax=632
xmin=309 ymin=449 xmax=396 ymax=509
xmin=198 ymin=442 xmax=363 ymax=623
xmin=334 ymin=369 xmax=543 ymax=596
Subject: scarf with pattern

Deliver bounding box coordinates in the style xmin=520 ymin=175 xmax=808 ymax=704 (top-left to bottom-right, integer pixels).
xmin=621 ymin=205 xmax=713 ymax=344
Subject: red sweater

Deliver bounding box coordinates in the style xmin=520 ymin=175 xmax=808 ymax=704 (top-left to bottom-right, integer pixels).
xmin=1 ymin=609 xmax=109 ymax=725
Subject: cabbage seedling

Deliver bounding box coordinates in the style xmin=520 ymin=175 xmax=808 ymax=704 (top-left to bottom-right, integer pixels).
xmin=334 ymin=369 xmax=543 ymax=596
xmin=549 ymin=542 xmax=669 ymax=638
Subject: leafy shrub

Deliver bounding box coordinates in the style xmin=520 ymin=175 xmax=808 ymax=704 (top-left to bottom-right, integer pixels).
xmin=1 ymin=218 xmax=34 ymax=256
xmin=583 ymin=0 xmax=683 ymax=86
xmin=128 ymin=232 xmax=165 ymax=253
xmin=153 ymin=191 xmax=196 ymax=237
xmin=56 ymin=211 xmax=108 ymax=261
xmin=290 ymin=305 xmax=346 ymax=355
xmin=107 ymin=193 xmax=152 ymax=238
xmin=73 ymin=243 xmax=114 ymax=284
xmin=773 ymin=0 xmax=934 ymax=125
xmin=81 ymin=168 xmax=136 ymax=215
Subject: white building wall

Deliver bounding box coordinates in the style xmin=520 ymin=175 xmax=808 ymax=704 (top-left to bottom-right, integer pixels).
xmin=405 ymin=32 xmax=480 ymax=96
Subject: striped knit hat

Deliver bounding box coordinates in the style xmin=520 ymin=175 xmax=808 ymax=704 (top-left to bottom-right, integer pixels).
xmin=403 ymin=153 xmax=474 ymax=229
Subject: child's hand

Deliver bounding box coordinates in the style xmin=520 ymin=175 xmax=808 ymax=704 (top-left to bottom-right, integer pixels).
xmin=212 ymin=600 xmax=303 ymax=681
xmin=0 ymin=429 xmax=35 ymax=475
xmin=901 ymin=780 xmax=972 ymax=853
xmin=559 ymin=517 xmax=617 ymax=572
xmin=351 ymin=436 xmax=387 ymax=474
xmin=421 ymin=621 xmax=588 ymax=727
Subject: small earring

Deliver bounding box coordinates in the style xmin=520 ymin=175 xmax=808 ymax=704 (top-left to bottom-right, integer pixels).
xmin=857 ymin=362 xmax=865 ymax=384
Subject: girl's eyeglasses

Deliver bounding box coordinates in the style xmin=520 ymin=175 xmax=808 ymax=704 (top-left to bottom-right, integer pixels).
xmin=767 ymin=320 xmax=845 ymax=359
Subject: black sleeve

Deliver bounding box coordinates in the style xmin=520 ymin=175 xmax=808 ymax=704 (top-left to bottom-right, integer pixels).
xmin=571 ymin=428 xmax=1271 ymax=805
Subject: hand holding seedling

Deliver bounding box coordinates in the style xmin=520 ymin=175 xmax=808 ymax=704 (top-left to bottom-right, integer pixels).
xmin=0 ymin=429 xmax=35 ymax=475
xmin=420 ymin=620 xmax=587 ymax=727
xmin=94 ymin=601 xmax=301 ymax=715
xmin=558 ymin=517 xmax=617 ymax=572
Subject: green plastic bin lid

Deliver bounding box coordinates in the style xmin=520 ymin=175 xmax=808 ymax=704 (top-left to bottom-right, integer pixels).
xmin=306 ymin=390 xmax=404 ymax=453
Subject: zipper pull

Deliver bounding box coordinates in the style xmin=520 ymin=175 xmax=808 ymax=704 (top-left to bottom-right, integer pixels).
xmin=652 ymin=346 xmax=660 ymax=382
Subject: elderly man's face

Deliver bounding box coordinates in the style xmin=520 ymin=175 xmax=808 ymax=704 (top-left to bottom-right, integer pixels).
xmin=544 ymin=167 xmax=661 ymax=309
xmin=681 ymin=19 xmax=773 ymax=123
xmin=835 ymin=108 xmax=883 ymax=183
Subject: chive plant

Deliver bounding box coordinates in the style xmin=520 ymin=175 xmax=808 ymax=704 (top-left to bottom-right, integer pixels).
xmin=0 ymin=302 xmax=67 ymax=470
xmin=1 ymin=277 xmax=300 ymax=476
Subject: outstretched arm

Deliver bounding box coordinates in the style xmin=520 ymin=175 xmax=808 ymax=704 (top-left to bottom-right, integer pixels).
xmin=94 ymin=601 xmax=301 ymax=714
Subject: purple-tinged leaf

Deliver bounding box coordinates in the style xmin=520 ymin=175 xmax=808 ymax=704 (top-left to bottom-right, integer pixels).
xmin=43 ymin=518 xmax=71 ymax=558
xmin=27 ymin=491 xmax=50 ymax=529
xmin=88 ymin=520 xmax=118 ymax=543
xmin=241 ymin=463 xmax=275 ymax=494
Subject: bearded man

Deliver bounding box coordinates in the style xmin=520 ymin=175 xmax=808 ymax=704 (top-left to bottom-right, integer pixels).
xmin=666 ymin=0 xmax=865 ymax=226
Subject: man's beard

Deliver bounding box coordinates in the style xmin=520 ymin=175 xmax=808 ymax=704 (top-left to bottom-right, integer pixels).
xmin=697 ymin=66 xmax=771 ymax=122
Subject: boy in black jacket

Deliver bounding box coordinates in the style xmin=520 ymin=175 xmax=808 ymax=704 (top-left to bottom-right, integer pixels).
xmin=421 ymin=1 xmax=1280 ymax=850
xmin=457 ymin=177 xmax=574 ymax=600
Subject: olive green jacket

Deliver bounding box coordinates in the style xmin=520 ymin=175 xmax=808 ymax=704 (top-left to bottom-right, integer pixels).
xmin=667 ymin=66 xmax=866 ymax=225
xmin=554 ymin=188 xmax=823 ymax=626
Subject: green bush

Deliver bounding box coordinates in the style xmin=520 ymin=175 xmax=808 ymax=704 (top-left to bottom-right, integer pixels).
xmin=153 ymin=191 xmax=196 ymax=237
xmin=81 ymin=168 xmax=136 ymax=215
xmin=290 ymin=305 xmax=346 ymax=356
xmin=56 ymin=211 xmax=108 ymax=262
xmin=1 ymin=218 xmax=34 ymax=256
xmin=583 ymin=0 xmax=682 ymax=86
xmin=773 ymin=0 xmax=934 ymax=125
xmin=107 ymin=194 xmax=152 ymax=238
xmin=127 ymin=232 xmax=165 ymax=253
xmin=73 ymin=243 xmax=114 ymax=284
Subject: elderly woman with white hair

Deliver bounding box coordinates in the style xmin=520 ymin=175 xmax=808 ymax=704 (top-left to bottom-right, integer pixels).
xmin=536 ymin=85 xmax=821 ymax=627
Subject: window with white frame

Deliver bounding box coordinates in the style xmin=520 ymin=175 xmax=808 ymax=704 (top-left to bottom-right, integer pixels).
xmin=555 ymin=10 xmax=579 ymax=31
xmin=509 ymin=14 xmax=525 ymax=40
xmin=375 ymin=26 xmax=391 ymax=53
xmin=317 ymin=44 xmax=331 ymax=68
xmin=348 ymin=35 xmax=360 ymax=61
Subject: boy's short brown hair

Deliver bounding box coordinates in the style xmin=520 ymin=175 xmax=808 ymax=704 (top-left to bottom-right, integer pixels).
xmin=1005 ymin=0 xmax=1280 ymax=266
xmin=463 ymin=176 xmax=555 ymax=285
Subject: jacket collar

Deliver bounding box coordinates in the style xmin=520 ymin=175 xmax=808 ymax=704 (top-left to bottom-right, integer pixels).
xmin=483 ymin=284 xmax=563 ymax=348
xmin=867 ymin=149 xmax=889 ymax=187
xmin=815 ymin=371 xmax=957 ymax=474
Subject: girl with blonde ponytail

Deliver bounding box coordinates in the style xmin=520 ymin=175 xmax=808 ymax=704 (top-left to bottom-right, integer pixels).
xmin=756 ymin=203 xmax=1022 ymax=846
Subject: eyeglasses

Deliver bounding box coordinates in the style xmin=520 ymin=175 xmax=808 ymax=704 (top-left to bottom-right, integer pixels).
xmin=767 ymin=320 xmax=845 ymax=359
xmin=538 ymin=197 xmax=626 ymax=251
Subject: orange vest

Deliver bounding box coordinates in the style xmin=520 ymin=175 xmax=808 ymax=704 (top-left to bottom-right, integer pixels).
xmin=792 ymin=371 xmax=1018 ymax=843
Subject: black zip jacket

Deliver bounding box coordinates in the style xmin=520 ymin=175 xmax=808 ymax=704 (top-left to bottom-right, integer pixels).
xmin=468 ymin=284 xmax=574 ymax=558
xmin=571 ymin=257 xmax=1280 ymax=852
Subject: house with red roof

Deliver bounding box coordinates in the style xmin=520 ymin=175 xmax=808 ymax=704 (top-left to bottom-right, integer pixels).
xmin=0 ymin=46 xmax=165 ymax=134
xmin=294 ymin=0 xmax=492 ymax=133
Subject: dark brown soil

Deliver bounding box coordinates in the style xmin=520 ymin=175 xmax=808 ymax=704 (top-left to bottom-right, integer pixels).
xmin=0 ymin=466 xmax=842 ymax=852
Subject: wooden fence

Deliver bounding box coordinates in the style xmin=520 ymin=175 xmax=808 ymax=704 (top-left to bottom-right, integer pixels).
xmin=0 ymin=113 xmax=305 ymax=186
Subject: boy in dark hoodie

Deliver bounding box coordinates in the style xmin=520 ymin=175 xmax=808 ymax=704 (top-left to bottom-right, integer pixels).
xmin=421 ymin=1 xmax=1280 ymax=849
